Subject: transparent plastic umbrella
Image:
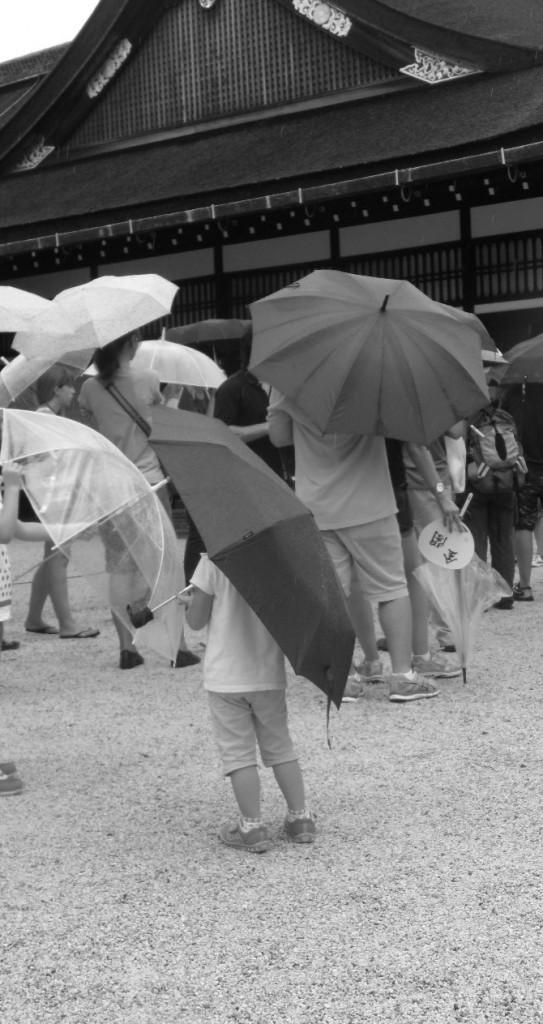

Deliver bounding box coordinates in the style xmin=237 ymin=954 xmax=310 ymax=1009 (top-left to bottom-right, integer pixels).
xmin=0 ymin=350 xmax=94 ymax=408
xmin=414 ymin=554 xmax=512 ymax=683
xmin=83 ymin=339 xmax=226 ymax=389
xmin=0 ymin=409 xmax=184 ymax=662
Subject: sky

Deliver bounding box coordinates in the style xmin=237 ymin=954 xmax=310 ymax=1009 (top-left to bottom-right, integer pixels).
xmin=0 ymin=1 xmax=101 ymax=62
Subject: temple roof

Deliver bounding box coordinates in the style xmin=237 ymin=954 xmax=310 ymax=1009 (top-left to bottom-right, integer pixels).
xmin=364 ymin=0 xmax=543 ymax=50
xmin=2 ymin=0 xmax=543 ymax=254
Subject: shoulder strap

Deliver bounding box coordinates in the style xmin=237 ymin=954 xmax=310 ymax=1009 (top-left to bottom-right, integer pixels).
xmin=103 ymin=381 xmax=152 ymax=438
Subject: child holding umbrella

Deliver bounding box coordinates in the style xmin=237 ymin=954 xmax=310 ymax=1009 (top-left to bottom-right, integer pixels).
xmin=180 ymin=554 xmax=316 ymax=853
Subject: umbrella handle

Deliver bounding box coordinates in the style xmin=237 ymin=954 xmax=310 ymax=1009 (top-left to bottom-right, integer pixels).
xmin=458 ymin=493 xmax=473 ymax=520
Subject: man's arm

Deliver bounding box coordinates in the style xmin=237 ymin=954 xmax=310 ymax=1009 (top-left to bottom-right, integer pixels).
xmin=267 ymin=390 xmax=293 ymax=448
xmin=405 ymin=442 xmax=463 ymax=532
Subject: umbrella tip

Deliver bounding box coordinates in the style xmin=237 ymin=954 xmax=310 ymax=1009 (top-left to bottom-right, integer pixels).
xmin=380 ymin=294 xmax=390 ymax=312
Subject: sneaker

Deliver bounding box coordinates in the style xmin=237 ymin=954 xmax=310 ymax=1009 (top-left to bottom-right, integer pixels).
xmin=513 ymin=583 xmax=534 ymax=602
xmin=0 ymin=771 xmax=24 ymax=796
xmin=412 ymin=653 xmax=461 ymax=679
xmin=341 ymin=673 xmax=362 ymax=702
xmin=358 ymin=658 xmax=385 ymax=683
xmin=493 ymin=597 xmax=514 ymax=610
xmin=218 ymin=821 xmax=271 ymax=853
xmin=388 ymin=671 xmax=440 ymax=702
xmin=284 ymin=813 xmax=317 ymax=844
xmin=532 ymin=554 xmax=543 ymax=568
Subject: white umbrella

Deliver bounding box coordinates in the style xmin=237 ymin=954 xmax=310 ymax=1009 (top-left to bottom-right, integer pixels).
xmin=131 ymin=339 xmax=225 ymax=387
xmin=0 ymin=285 xmax=74 ymax=337
xmin=13 ymin=274 xmax=179 ymax=360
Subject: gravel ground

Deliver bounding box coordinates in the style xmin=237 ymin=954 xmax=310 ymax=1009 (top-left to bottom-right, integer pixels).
xmin=3 ymin=537 xmax=543 ymax=1024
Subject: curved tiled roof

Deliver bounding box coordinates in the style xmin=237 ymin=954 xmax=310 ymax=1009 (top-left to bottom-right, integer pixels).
xmin=1 ymin=63 xmax=543 ymax=244
xmin=0 ymin=45 xmax=68 ymax=87
xmin=368 ymin=0 xmax=543 ymax=49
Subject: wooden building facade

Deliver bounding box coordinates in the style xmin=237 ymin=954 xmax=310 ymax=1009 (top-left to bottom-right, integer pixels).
xmin=2 ymin=0 xmax=543 ymax=354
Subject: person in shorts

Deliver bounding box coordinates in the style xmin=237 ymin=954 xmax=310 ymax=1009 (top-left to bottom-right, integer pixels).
xmin=181 ymin=554 xmax=316 ymax=853
xmin=267 ymin=391 xmax=438 ymax=703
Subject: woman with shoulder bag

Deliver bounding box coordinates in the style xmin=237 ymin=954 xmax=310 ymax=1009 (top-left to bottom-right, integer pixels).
xmin=79 ymin=331 xmax=199 ymax=670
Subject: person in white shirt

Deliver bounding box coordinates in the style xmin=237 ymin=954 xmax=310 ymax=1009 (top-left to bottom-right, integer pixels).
xmin=182 ymin=554 xmax=316 ymax=852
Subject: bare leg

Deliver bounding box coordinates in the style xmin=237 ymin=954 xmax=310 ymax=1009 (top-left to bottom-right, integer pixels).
xmin=272 ymin=759 xmax=306 ymax=812
xmin=346 ymin=588 xmax=379 ymax=662
xmin=515 ymin=529 xmax=533 ymax=589
xmin=534 ymin=511 xmax=543 ymax=557
xmin=401 ymin=529 xmax=431 ymax=657
xmin=378 ymin=595 xmax=412 ymax=675
xmin=26 ymin=543 xmax=80 ymax=634
xmin=109 ymin=572 xmax=141 ymax=654
xmin=228 ymin=766 xmax=261 ymax=819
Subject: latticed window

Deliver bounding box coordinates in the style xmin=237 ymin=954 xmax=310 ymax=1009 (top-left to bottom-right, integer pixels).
xmin=475 ymin=233 xmax=543 ymax=303
xmin=65 ymin=0 xmax=400 ymax=150
xmin=342 ymin=244 xmax=464 ymax=305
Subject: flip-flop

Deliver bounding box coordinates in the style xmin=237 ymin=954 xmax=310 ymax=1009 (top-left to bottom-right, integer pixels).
xmin=25 ymin=625 xmax=59 ymax=635
xmin=59 ymin=628 xmax=100 ymax=639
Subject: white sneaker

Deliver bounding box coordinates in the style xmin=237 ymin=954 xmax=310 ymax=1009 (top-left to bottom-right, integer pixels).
xmin=341 ymin=674 xmax=362 ymax=702
xmin=532 ymin=554 xmax=543 ymax=568
xmin=413 ymin=653 xmax=461 ymax=679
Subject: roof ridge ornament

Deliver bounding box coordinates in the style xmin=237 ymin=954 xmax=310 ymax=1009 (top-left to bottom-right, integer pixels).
xmin=86 ymin=38 xmax=133 ymax=99
xmin=400 ymin=47 xmax=481 ymax=84
xmin=292 ymin=1 xmax=352 ymax=37
xmin=13 ymin=136 xmax=55 ymax=172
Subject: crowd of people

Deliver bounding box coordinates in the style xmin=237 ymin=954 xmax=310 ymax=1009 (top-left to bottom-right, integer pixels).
xmin=2 ymin=330 xmax=542 ymax=856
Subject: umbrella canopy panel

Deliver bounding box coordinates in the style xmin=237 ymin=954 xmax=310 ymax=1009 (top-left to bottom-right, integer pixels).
xmin=150 ymin=406 xmax=354 ymax=706
xmin=250 ymin=270 xmax=490 ymax=445
xmin=1 ymin=409 xmax=184 ymax=662
xmin=500 ymin=334 xmax=543 ymax=384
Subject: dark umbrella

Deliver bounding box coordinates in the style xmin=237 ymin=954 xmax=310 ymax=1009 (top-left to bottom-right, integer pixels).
xmin=500 ymin=335 xmax=543 ymax=384
xmin=164 ymin=319 xmax=252 ymax=346
xmin=149 ymin=406 xmax=354 ymax=708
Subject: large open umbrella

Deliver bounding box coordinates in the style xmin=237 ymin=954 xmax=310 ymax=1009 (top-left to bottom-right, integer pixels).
xmin=249 ymin=269 xmax=489 ymax=445
xmin=13 ymin=274 xmax=179 ymax=361
xmin=0 ymin=409 xmax=184 ymax=662
xmin=500 ymin=335 xmax=543 ymax=385
xmin=149 ymin=406 xmax=354 ymax=708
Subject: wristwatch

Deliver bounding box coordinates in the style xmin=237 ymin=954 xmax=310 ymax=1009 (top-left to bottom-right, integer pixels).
xmin=434 ymin=481 xmax=445 ymax=495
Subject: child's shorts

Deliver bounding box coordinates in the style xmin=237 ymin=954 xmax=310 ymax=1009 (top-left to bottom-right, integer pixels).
xmin=0 ymin=545 xmax=12 ymax=622
xmin=207 ymin=689 xmax=297 ymax=776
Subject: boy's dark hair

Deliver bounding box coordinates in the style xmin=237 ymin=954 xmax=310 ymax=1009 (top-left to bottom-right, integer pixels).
xmin=36 ymin=365 xmax=75 ymax=406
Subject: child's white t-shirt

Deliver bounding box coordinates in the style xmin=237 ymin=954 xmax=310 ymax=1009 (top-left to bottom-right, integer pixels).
xmin=190 ymin=554 xmax=287 ymax=693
